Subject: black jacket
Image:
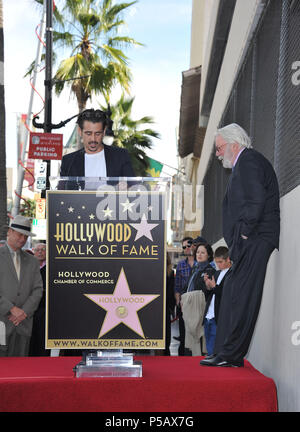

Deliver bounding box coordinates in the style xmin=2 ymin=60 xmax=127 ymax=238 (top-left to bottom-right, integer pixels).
xmin=222 ymin=148 xmax=280 ymax=261
xmin=203 ymin=268 xmax=231 ymax=324
xmin=60 ymin=145 xmax=135 ymax=178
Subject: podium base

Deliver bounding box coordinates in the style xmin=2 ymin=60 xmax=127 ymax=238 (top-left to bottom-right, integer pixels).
xmin=73 ymin=350 xmax=142 ymax=378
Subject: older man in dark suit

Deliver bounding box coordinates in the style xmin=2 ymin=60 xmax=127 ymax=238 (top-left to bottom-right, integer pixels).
xmin=200 ymin=123 xmax=280 ymax=367
xmin=0 ymin=216 xmax=43 ymax=356
xmin=60 ymin=109 xmax=135 ymax=178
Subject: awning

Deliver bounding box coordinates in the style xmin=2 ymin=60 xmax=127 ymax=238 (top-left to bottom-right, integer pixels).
xmin=178 ymin=66 xmax=205 ymax=158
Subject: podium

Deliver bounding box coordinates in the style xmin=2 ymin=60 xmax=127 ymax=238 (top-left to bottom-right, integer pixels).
xmin=47 ymin=177 xmax=169 ymax=377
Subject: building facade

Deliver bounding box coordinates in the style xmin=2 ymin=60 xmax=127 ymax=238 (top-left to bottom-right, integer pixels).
xmin=179 ymin=0 xmax=300 ymax=412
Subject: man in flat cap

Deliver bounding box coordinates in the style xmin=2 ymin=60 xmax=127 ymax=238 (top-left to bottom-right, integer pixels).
xmin=0 ymin=215 xmax=43 ymax=356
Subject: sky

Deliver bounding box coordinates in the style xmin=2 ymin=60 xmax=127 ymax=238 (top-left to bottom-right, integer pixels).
xmin=3 ymin=0 xmax=192 ymax=176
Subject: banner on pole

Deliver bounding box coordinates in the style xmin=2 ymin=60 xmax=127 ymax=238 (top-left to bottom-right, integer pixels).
xmin=146 ymin=158 xmax=163 ymax=177
xmin=36 ymin=198 xmax=46 ymax=219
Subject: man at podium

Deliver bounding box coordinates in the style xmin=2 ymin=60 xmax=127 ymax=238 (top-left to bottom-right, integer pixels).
xmin=58 ymin=108 xmax=136 ymax=356
xmin=60 ymin=109 xmax=135 ymax=178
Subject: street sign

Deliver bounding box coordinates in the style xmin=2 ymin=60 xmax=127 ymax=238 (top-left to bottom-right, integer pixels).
xmin=35 ymin=161 xmax=47 ymax=190
xmin=29 ymin=132 xmax=63 ymax=160
xmin=36 ymin=178 xmax=46 ymax=190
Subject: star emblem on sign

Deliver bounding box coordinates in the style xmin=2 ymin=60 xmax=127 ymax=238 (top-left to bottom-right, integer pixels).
xmin=85 ymin=268 xmax=159 ymax=338
xmin=103 ymin=206 xmax=113 ymax=219
xmin=130 ymin=214 xmax=159 ymax=242
xmin=121 ymin=198 xmax=135 ymax=213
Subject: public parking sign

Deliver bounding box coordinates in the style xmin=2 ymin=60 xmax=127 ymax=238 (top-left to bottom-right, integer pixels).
xmin=29 ymin=132 xmax=63 ymax=160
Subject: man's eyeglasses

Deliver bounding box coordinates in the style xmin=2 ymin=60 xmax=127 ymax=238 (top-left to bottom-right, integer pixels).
xmin=215 ymin=142 xmax=232 ymax=153
xmin=182 ymin=244 xmax=192 ymax=250
xmin=215 ymin=143 xmax=227 ymax=153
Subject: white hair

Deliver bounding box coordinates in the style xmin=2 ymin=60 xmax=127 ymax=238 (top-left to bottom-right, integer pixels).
xmin=216 ymin=123 xmax=253 ymax=149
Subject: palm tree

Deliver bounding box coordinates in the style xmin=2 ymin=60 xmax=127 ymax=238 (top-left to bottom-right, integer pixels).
xmin=0 ymin=0 xmax=7 ymax=239
xmin=101 ymin=95 xmax=160 ymax=176
xmin=53 ymin=0 xmax=141 ymax=112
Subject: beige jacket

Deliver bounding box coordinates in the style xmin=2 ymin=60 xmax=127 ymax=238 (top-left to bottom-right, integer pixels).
xmin=181 ymin=290 xmax=206 ymax=356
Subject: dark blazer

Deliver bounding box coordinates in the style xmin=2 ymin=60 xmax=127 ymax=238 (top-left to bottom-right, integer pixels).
xmin=38 ymin=265 xmax=46 ymax=309
xmin=222 ymin=148 xmax=280 ymax=262
xmin=29 ymin=265 xmax=49 ymax=356
xmin=166 ymin=270 xmax=176 ymax=314
xmin=60 ymin=144 xmax=135 ymax=177
xmin=203 ymin=268 xmax=231 ymax=324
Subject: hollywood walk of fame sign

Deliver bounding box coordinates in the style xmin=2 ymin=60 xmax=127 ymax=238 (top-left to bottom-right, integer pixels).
xmin=46 ymin=184 xmax=167 ymax=350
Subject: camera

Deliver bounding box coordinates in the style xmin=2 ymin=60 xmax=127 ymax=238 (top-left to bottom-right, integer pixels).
xmin=205 ymin=268 xmax=215 ymax=279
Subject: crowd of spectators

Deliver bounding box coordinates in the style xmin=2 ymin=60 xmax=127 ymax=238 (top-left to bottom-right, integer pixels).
xmin=168 ymin=235 xmax=231 ymax=357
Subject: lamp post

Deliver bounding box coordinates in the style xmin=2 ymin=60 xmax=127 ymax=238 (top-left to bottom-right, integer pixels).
xmin=41 ymin=0 xmax=53 ymax=197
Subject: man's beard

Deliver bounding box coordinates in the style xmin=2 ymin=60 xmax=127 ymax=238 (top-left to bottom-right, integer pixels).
xmin=88 ymin=141 xmax=100 ymax=152
xmin=222 ymin=158 xmax=233 ymax=169
xmin=219 ymin=145 xmax=234 ymax=169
